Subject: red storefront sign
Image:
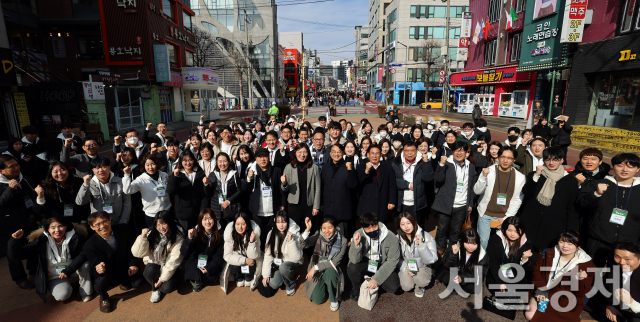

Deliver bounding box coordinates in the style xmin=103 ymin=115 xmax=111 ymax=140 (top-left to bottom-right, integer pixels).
xmin=450 ymin=66 xmax=531 ymax=86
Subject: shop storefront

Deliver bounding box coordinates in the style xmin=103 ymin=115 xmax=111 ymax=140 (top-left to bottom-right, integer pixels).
xmin=565 ymin=33 xmax=640 ymax=131
xmin=182 ymin=68 xmax=220 ymax=122
xmin=450 ymin=65 xmax=535 ymax=119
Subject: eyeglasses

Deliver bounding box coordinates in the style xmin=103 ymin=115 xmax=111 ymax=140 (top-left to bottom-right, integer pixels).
xmin=85 ymin=144 xmax=97 ymax=148
xmin=498 ymin=156 xmax=514 ymax=161
xmin=92 ymin=220 xmax=109 ymax=228
xmin=544 ymin=158 xmax=562 ymax=163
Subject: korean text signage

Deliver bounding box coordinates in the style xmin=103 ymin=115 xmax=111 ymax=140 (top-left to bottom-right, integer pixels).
xmin=460 ymin=70 xmax=515 ymax=82
xmin=82 ymin=82 xmax=105 ymax=100
xmin=13 ymin=93 xmax=30 ymax=134
xmin=518 ymin=0 xmax=568 ymax=70
xmin=0 ymin=48 xmax=16 ymax=86
xmin=461 ymin=12 xmax=472 ymax=38
xmin=450 ymin=66 xmax=529 ymax=85
xmin=153 ymin=45 xmax=171 ymax=83
xmin=560 ymin=0 xmax=588 ymax=43
xmin=181 ymin=69 xmax=219 ymax=88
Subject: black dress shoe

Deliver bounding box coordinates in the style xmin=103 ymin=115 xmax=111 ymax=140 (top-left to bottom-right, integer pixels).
xmin=17 ymin=281 xmax=34 ymax=290
xmin=350 ymin=288 xmax=360 ymax=302
xmin=100 ymin=298 xmax=112 ymax=313
xmin=119 ymin=284 xmax=131 ymax=291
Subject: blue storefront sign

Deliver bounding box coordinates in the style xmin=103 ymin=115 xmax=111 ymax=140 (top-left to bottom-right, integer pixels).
xmin=153 ymin=44 xmax=171 ymax=83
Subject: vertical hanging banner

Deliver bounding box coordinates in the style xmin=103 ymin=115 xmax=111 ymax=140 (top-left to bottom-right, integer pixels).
xmin=13 ymin=92 xmax=30 ymax=134
xmin=560 ymin=0 xmax=588 ymax=43
xmin=153 ymin=44 xmax=171 ymax=82
xmin=461 ymin=12 xmax=473 ymax=38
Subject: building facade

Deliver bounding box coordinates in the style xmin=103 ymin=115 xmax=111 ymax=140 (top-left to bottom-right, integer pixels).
xmin=354 ymin=25 xmax=369 ymax=93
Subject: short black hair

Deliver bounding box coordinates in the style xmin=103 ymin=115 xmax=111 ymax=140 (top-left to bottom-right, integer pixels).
xmin=0 ymin=155 xmax=16 ymax=170
xmin=266 ymin=130 xmax=279 ymax=140
xmin=61 ymin=123 xmax=73 ymax=129
xmin=613 ymin=240 xmax=640 ymax=259
xmin=298 ymin=127 xmax=309 ymax=134
xmin=558 ymin=230 xmax=582 ymax=248
xmin=530 ymin=137 xmax=548 ymax=147
xmin=403 ymin=140 xmax=418 ymax=149
xmin=313 ymin=129 xmax=325 ymax=138
xmin=328 ymin=121 xmax=341 ymax=130
xmin=475 ymin=119 xmax=487 ymax=127
xmin=440 ymin=119 xmax=450 ymax=126
xmin=445 ymin=130 xmax=457 ymax=138
xmin=612 ymin=153 xmax=640 ymax=168
xmin=498 ymin=146 xmax=518 ymax=159
xmin=507 ymin=127 xmax=521 ymax=135
xmin=84 ymin=136 xmax=99 ymax=145
xmin=318 ymin=116 xmax=327 ymax=121
xmin=126 ymin=129 xmax=139 ymax=136
xmin=281 ymin=125 xmax=292 ymax=132
xmin=166 ymin=138 xmax=181 ymax=147
xmin=543 ymin=146 xmax=564 ymax=160
xmin=158 ymin=122 xmax=167 ymax=126
xmin=339 ymin=119 xmax=347 ymax=124
xmin=220 ymin=126 xmax=232 ymax=133
xmin=462 ymin=122 xmax=474 ymax=129
xmin=90 ymin=156 xmax=111 ymax=168
xmin=88 ymin=211 xmax=111 ymax=226
xmin=359 ymin=212 xmax=379 ymax=228
xmin=22 ymin=125 xmax=38 ymax=134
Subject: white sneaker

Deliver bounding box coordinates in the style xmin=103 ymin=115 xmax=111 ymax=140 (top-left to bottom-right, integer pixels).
xmin=82 ymin=295 xmax=93 ymax=302
xmin=415 ymin=287 xmax=425 ymax=298
xmin=150 ymin=290 xmax=161 ymax=303
xmin=286 ymin=287 xmax=295 ymax=296
xmin=330 ymin=301 xmax=340 ymax=311
xmin=236 ymin=280 xmax=245 ymax=287
xmin=246 ymin=279 xmax=253 ymax=287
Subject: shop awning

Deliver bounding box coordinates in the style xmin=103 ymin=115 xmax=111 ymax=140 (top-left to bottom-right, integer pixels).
xmin=449 ymin=65 xmax=532 ymax=86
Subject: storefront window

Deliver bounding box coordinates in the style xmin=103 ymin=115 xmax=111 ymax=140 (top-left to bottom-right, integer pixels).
xmin=167 ymin=43 xmax=178 ymax=68
xmin=185 ymin=89 xmax=200 ymax=112
xmin=594 ymin=74 xmax=639 ymax=129
xmin=186 ymin=50 xmax=194 ymax=67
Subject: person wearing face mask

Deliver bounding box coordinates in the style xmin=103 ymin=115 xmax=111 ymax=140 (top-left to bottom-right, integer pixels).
xmin=113 ymin=129 xmax=149 ymax=161
xmin=347 ymin=212 xmax=401 ymax=302
xmin=515 ymin=137 xmax=547 ymax=176
xmin=8 ymin=216 xmax=93 ymax=302
xmin=437 ymin=228 xmax=488 ymax=295
xmin=324 ymin=122 xmax=347 ymax=146
xmin=485 ymin=217 xmax=533 ymax=298
xmin=132 ymin=211 xmax=184 ymax=303
xmin=77 ymin=158 xmax=132 ymax=226
xmin=122 ymin=155 xmax=172 ymax=228
xmin=260 ymin=211 xmax=303 ymax=296
xmin=474 ymin=119 xmax=492 ymax=143
xmin=51 ymin=123 xmax=84 ymax=161
xmin=456 ymin=123 xmax=478 ymax=147
xmin=203 ymin=152 xmax=242 ymax=228
xmin=433 ymin=142 xmax=477 ymax=258
xmin=180 ymin=209 xmax=225 ymax=292
xmin=356 ymin=144 xmax=397 ymax=224
xmin=61 ymin=137 xmax=107 ymax=179
xmin=430 ymin=120 xmax=450 ymax=148
xmin=167 ymin=151 xmax=207 ymax=232
xmin=34 ymin=162 xmax=90 ymax=225
xmin=578 ymin=153 xmax=640 ymax=268
xmin=390 ymin=134 xmax=404 ymax=157
xmin=601 ymin=241 xmax=640 ymax=322
xmin=519 ymin=147 xmax=578 ymax=252
xmin=396 ymin=212 xmax=437 ymax=297
xmin=504 ymin=127 xmax=523 ymax=149
xmin=392 ymin=141 xmax=434 ymax=228
xmin=301 ymin=216 xmax=348 ymax=311
xmin=423 ymin=123 xmax=437 ymax=139
xmin=374 ymin=124 xmax=389 ymax=143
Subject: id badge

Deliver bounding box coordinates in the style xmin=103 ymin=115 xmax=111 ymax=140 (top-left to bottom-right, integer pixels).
xmin=501 ymin=265 xmax=515 ymax=278
xmin=23 ymin=196 xmax=34 ymax=208
xmin=64 ymin=204 xmax=74 ymax=217
xmin=367 ymin=261 xmax=378 ymax=273
xmin=197 ymin=255 xmax=208 ymax=268
xmin=55 ymin=265 xmax=68 ymax=275
xmin=610 ymin=208 xmax=628 ymax=225
xmin=156 ymin=185 xmax=166 ymax=197
xmin=274 ymin=258 xmax=283 ymax=266
xmin=456 ymin=182 xmax=464 ymax=193
xmin=103 ymin=203 xmax=114 ymax=214
xmin=407 ymin=259 xmax=418 ymax=272
xmin=496 ymin=193 xmax=507 ymax=206
xmin=218 ymin=194 xmax=225 ymax=204
xmin=319 ymin=257 xmax=329 ymax=263
xmin=241 ymin=265 xmax=250 ymax=274
xmin=261 ymin=186 xmax=272 ymax=198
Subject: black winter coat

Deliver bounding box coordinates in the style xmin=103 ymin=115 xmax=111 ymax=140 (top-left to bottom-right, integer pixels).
xmin=321 ymin=160 xmax=358 ymax=220
xmin=167 ymin=169 xmax=209 ymax=222
xmin=180 ymin=235 xmax=224 ymax=281
xmin=474 ymin=128 xmax=492 ymax=143
xmin=33 ymin=177 xmax=90 ymax=224
xmin=430 ymin=130 xmax=448 ymax=148
xmin=431 ymin=160 xmax=477 ymax=215
xmin=83 ymin=224 xmax=138 ymax=277
xmin=485 ymin=233 xmax=534 ymax=292
xmin=532 ymin=124 xmax=552 ymax=142
xmin=241 ymin=165 xmax=286 ymax=218
xmin=441 ymin=246 xmax=488 ymax=285
xmin=518 ymin=172 xmax=579 ymax=251
xmin=8 ymin=225 xmax=88 ymax=302
xmin=0 ymin=174 xmax=38 ymax=235
xmin=204 ymin=171 xmax=243 ymax=222
xmin=356 ymin=162 xmax=397 ymax=222
xmin=391 ymin=156 xmax=434 ymax=213
xmin=550 ymin=123 xmax=573 ymax=147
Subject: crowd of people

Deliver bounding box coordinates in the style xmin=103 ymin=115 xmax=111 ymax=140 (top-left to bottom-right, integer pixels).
xmin=1 ymin=115 xmax=639 ymax=322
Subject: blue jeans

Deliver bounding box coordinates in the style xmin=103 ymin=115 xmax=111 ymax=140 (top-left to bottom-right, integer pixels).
xmin=268 ymin=262 xmax=301 ymax=290
xmin=478 ymin=215 xmax=497 ymax=250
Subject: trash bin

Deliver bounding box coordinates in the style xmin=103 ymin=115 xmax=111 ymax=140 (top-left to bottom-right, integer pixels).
xmin=378 ymin=105 xmax=386 ymax=118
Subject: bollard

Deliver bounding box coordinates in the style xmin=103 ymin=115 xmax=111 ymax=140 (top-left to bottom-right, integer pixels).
xmin=345 ymin=108 xmax=347 ymax=114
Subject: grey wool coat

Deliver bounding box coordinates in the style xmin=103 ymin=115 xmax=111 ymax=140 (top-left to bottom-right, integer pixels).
xmin=281 ymin=163 xmax=321 ymax=209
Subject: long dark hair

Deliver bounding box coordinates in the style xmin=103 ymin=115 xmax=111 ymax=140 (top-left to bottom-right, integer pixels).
xmin=148 ymin=211 xmax=183 ymax=247
xmin=196 ymin=208 xmax=221 ymax=248
xmin=290 ymin=143 xmax=312 ymax=168
xmin=43 ymin=161 xmax=75 ymax=201
xmin=214 ymin=152 xmax=236 ymax=171
xmin=231 ymin=212 xmax=254 ymax=252
xmin=396 ymin=212 xmax=418 ymax=245
xmin=500 ymin=217 xmax=525 ymax=259
xmin=459 ymin=228 xmax=481 ymax=271
xmin=236 ymin=144 xmax=255 ymax=163
xmin=266 ymin=210 xmax=289 ymax=258
xmin=487 ymin=141 xmax=502 ymax=165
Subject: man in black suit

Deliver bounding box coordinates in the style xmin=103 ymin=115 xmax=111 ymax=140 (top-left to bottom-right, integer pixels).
xmin=141 ymin=122 xmax=168 ymax=147
xmin=264 ymin=130 xmax=290 ymax=170
xmin=356 ymin=144 xmax=397 ymax=223
xmin=602 ymin=241 xmax=640 ymax=322
xmin=83 ymin=211 xmax=144 ymax=313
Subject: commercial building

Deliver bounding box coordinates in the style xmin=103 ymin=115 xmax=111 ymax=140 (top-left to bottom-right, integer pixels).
xmin=283 ymin=48 xmax=301 ymax=98
xmin=354 ymin=25 xmax=369 ymax=93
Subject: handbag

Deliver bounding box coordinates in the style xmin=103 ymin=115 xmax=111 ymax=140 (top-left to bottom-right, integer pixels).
xmin=358 ymin=276 xmax=379 ymax=311
xmin=460 ymin=211 xmax=473 ymax=233
xmin=482 ymin=296 xmax=517 ymax=320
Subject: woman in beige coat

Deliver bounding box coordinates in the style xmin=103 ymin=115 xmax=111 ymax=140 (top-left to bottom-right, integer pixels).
xmin=131 ymin=211 xmax=184 ymax=303
xmin=220 ymin=212 xmax=263 ymax=293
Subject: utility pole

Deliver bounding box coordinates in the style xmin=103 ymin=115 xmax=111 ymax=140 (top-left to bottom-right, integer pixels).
xmin=443 ymin=0 xmax=451 ymax=113
xmin=244 ymin=9 xmax=252 ymax=110
xmin=385 ymin=20 xmax=391 ymax=105
xmin=302 ymin=49 xmax=306 ymax=116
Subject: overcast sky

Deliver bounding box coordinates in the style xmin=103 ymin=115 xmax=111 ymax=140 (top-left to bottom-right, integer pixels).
xmin=277 ymin=0 xmax=369 ymax=64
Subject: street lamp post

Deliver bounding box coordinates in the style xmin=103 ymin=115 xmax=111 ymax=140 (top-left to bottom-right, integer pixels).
xmin=546 ymin=70 xmax=561 ymax=123
xmin=396 ymin=41 xmax=409 ymax=109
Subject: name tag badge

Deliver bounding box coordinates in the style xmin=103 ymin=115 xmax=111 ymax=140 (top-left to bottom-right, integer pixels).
xmin=218 ymin=194 xmax=225 ymax=204
xmin=197 ymin=255 xmax=208 ymax=268
xmin=103 ymin=203 xmax=114 ymax=214
xmin=241 ymin=265 xmax=250 ymax=274
xmin=261 ymin=186 xmax=272 ymax=198
xmin=501 ymin=265 xmax=515 ymax=278
xmin=64 ymin=204 xmax=74 ymax=217
xmin=156 ymin=185 xmax=166 ymax=197
xmin=407 ymin=259 xmax=418 ymax=272
xmin=319 ymin=257 xmax=329 ymax=263
xmin=610 ymin=208 xmax=628 ymax=226
xmin=55 ymin=265 xmax=68 ymax=275
xmin=23 ymin=196 xmax=34 ymax=208
xmin=367 ymin=261 xmax=378 ymax=273
xmin=496 ymin=193 xmax=508 ymax=206
xmin=456 ymin=182 xmax=464 ymax=193
xmin=274 ymin=258 xmax=283 ymax=266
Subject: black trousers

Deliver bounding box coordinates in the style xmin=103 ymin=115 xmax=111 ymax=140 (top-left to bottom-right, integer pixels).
xmin=143 ymin=263 xmax=181 ymax=293
xmin=435 ymin=206 xmax=467 ymax=251
xmin=438 ymin=269 xmax=475 ymax=294
xmin=94 ymin=269 xmax=145 ymax=299
xmin=252 ymin=215 xmax=275 ymax=248
xmin=347 ymin=259 xmax=400 ymax=294
xmin=585 ymin=238 xmax=613 ymax=268
xmin=229 ymin=264 xmax=256 ymax=281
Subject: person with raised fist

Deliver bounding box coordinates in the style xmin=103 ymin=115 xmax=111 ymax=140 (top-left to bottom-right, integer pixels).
xmin=281 ymin=143 xmax=320 ymax=232
xmin=213 ymin=126 xmax=241 ymax=162
xmin=34 ymin=161 xmax=90 ymax=225
xmin=356 ymin=144 xmax=397 ymax=224
xmin=141 ymin=122 xmax=168 ymax=147
xmin=180 ymin=208 xmax=224 ymax=292
xmin=221 ymin=212 xmax=262 ymax=293
xmin=396 ymin=212 xmax=437 ymax=298
xmin=122 ymin=154 xmax=171 ymax=228
xmin=61 ymin=136 xmax=106 ymax=178
xmin=322 ymin=144 xmax=358 ymax=239
xmin=166 ymin=150 xmax=207 ymax=232
xmin=260 ymin=211 xmax=303 ymax=296
xmin=113 ymin=129 xmax=149 ymax=161
xmin=578 ymin=153 xmax=640 ymax=268
xmin=203 ymin=152 xmax=242 ymax=228
xmin=51 ymin=123 xmax=84 ymax=161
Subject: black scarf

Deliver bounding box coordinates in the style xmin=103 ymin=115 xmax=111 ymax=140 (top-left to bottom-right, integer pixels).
xmin=345 ymin=155 xmax=354 ymax=163
xmin=256 ymin=164 xmax=272 ymax=186
xmin=148 ymin=171 xmax=160 ymax=181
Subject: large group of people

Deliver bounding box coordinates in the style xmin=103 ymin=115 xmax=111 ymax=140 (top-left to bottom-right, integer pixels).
xmin=1 ymin=116 xmax=639 ymax=322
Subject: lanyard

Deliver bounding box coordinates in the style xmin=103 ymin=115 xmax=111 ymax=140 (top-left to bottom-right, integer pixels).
xmin=501 ymin=248 xmax=515 ymax=264
xmin=216 ymin=171 xmax=228 ymax=196
xmin=615 ymin=181 xmax=633 ymax=210
xmin=202 ymin=233 xmax=211 ymax=256
xmin=552 ymin=255 xmax=575 ymax=281
xmin=368 ymin=237 xmax=382 ymax=263
xmin=497 ymin=166 xmax=512 ymax=194
xmin=454 ymin=161 xmax=467 ymax=183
